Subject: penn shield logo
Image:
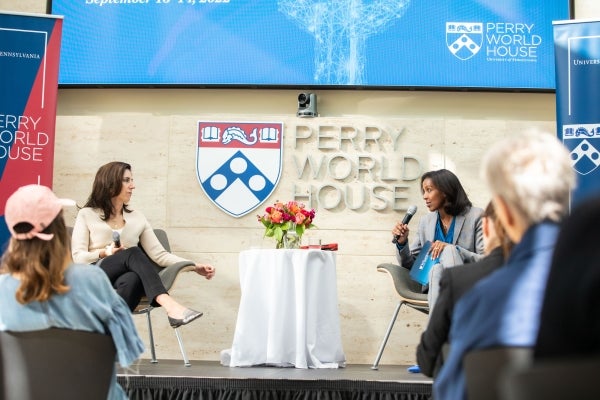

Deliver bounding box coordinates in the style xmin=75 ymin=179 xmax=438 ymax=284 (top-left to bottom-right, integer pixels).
xmin=446 ymin=22 xmax=483 ymax=60
xmin=196 ymin=121 xmax=283 ymax=217
xmin=562 ymin=124 xmax=600 ymax=175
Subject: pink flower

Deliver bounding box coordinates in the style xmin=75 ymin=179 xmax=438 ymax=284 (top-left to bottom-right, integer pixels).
xmin=258 ymin=200 xmax=316 ymax=244
xmin=294 ymin=213 xmax=306 ymax=225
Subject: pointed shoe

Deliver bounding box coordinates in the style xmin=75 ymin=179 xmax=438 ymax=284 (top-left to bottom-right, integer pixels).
xmin=168 ymin=309 xmax=203 ymax=328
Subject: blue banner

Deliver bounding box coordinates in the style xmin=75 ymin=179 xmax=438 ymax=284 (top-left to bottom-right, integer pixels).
xmin=0 ymin=12 xmax=62 ymax=249
xmin=554 ymin=19 xmax=600 ymax=206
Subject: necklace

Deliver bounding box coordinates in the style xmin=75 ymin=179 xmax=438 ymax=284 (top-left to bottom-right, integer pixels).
xmin=108 ymin=216 xmax=125 ymax=229
xmin=441 ymin=216 xmax=452 ymax=231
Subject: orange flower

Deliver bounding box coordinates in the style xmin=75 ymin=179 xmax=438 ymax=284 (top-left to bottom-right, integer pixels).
xmin=270 ymin=209 xmax=283 ymax=223
xmin=258 ymin=200 xmax=316 ymax=247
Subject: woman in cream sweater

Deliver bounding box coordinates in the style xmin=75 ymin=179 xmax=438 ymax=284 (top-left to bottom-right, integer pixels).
xmin=72 ymin=161 xmax=215 ymax=328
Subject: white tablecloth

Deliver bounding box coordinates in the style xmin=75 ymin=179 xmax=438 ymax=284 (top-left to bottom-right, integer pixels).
xmin=223 ymin=249 xmax=346 ymax=368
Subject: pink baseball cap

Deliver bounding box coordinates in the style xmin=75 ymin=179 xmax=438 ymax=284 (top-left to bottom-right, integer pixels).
xmin=4 ymin=184 xmax=75 ymax=241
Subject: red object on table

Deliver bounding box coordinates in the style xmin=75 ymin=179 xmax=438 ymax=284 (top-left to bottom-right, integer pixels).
xmin=300 ymin=243 xmax=338 ymax=251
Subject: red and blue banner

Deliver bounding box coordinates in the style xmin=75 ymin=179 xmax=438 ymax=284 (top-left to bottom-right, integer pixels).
xmin=0 ymin=11 xmax=62 ymax=249
xmin=554 ymin=19 xmax=600 ymax=206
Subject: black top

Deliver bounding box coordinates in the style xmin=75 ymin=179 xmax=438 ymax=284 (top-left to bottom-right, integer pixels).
xmin=534 ymin=196 xmax=600 ymax=360
xmin=416 ymin=246 xmax=505 ymax=377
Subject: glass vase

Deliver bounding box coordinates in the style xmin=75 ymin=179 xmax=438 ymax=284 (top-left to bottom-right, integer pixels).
xmin=276 ymin=237 xmax=284 ymax=249
xmin=283 ymin=230 xmax=301 ymax=249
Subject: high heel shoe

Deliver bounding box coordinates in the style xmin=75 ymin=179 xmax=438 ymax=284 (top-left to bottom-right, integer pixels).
xmin=168 ymin=309 xmax=203 ymax=328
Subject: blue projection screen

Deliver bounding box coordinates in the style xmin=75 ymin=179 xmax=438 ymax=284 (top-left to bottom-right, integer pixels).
xmin=49 ymin=0 xmax=572 ymax=90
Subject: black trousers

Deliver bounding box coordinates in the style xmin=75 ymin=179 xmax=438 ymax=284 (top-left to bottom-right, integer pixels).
xmin=98 ymin=247 xmax=167 ymax=311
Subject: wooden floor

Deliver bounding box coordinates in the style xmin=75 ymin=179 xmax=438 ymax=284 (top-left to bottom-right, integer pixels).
xmin=118 ymin=359 xmax=433 ymax=400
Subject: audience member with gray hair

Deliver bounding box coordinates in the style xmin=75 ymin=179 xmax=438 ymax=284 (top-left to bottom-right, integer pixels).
xmin=434 ymin=131 xmax=576 ymax=400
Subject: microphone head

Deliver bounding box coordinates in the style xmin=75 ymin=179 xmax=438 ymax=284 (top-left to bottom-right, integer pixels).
xmin=407 ymin=205 xmax=418 ymax=216
xmin=112 ymin=231 xmax=121 ymax=247
xmin=400 ymin=205 xmax=418 ymax=225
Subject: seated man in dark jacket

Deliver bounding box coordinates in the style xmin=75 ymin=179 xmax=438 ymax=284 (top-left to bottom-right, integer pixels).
xmin=534 ymin=194 xmax=600 ymax=360
xmin=416 ymin=201 xmax=512 ymax=377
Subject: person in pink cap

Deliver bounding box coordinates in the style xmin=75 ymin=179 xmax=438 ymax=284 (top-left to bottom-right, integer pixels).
xmin=0 ymin=184 xmax=144 ymax=400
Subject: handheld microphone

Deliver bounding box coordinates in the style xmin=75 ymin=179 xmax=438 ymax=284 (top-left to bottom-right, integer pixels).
xmin=392 ymin=205 xmax=418 ymax=244
xmin=112 ymin=231 xmax=121 ymax=248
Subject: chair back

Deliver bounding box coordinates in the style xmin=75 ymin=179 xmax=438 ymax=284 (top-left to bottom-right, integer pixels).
xmin=463 ymin=346 xmax=532 ymax=400
xmin=501 ymin=356 xmax=600 ymax=400
xmin=135 ymin=228 xmax=194 ymax=308
xmin=153 ymin=228 xmax=172 ymax=252
xmin=377 ymin=263 xmax=428 ymax=313
xmin=0 ymin=328 xmax=116 ymax=400
xmin=151 ymin=229 xmax=195 ymax=289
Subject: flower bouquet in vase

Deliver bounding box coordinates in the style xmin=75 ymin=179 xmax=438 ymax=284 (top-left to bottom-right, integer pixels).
xmin=258 ymin=200 xmax=316 ymax=249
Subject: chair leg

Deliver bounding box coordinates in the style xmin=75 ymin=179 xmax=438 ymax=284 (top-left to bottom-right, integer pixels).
xmin=145 ymin=309 xmax=157 ymax=364
xmin=371 ymin=300 xmax=404 ymax=370
xmin=173 ymin=328 xmax=191 ymax=367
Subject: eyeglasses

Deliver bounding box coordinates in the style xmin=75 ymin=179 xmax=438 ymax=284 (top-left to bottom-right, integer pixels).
xmin=122 ymin=177 xmax=134 ymax=184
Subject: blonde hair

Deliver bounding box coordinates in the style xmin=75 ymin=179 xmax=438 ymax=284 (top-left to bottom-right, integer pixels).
xmin=481 ymin=131 xmax=575 ymax=226
xmin=0 ymin=211 xmax=71 ymax=304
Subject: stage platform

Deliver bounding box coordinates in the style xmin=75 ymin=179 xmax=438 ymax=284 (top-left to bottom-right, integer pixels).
xmin=118 ymin=359 xmax=432 ymax=400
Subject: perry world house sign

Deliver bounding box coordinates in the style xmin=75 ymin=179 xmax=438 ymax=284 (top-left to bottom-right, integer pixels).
xmin=196 ymin=121 xmax=283 ymax=218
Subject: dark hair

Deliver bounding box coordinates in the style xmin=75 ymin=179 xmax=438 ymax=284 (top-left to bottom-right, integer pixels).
xmin=0 ymin=211 xmax=70 ymax=304
xmin=83 ymin=161 xmax=132 ymax=220
xmin=421 ymin=169 xmax=472 ymax=216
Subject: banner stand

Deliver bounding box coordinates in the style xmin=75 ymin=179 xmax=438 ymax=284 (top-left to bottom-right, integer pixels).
xmin=0 ymin=11 xmax=63 ymax=249
xmin=553 ymin=19 xmax=600 ymax=206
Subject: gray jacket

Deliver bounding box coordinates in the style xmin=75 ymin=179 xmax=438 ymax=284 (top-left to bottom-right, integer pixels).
xmin=396 ymin=206 xmax=485 ymax=269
